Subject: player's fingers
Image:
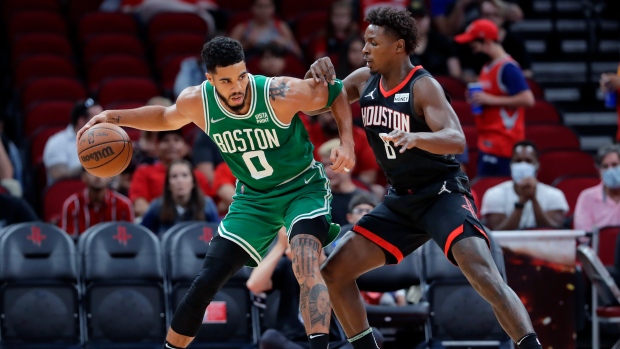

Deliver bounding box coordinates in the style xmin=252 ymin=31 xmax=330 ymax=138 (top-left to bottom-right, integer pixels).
xmin=330 ymin=148 xmax=338 ymax=165
xmin=310 ymin=66 xmax=321 ymax=83
xmin=327 ymin=65 xmax=337 ymax=84
xmin=318 ymin=60 xmax=332 ymax=85
xmin=331 ymin=153 xmax=346 ymax=173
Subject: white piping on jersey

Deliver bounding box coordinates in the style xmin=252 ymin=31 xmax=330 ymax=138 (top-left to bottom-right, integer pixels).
xmin=212 ymin=74 xmax=257 ymax=119
xmin=200 ymin=81 xmax=210 ymax=135
xmin=264 ymin=77 xmax=290 ymax=129
xmin=286 ymin=161 xmax=332 ymax=238
xmin=276 ymin=159 xmax=315 ymax=186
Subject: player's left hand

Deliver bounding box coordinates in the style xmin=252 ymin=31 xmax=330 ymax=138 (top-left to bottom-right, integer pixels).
xmin=468 ymin=91 xmax=496 ymax=106
xmin=383 ymin=130 xmax=417 ymax=153
xmin=330 ymin=143 xmax=355 ymax=174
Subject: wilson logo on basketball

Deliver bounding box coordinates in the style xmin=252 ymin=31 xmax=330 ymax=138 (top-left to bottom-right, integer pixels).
xmin=81 ymin=146 xmax=116 ymax=162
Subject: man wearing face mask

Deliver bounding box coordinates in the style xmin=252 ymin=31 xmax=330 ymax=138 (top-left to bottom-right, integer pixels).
xmin=480 ymin=140 xmax=568 ymax=230
xmin=574 ymin=144 xmax=620 ymax=232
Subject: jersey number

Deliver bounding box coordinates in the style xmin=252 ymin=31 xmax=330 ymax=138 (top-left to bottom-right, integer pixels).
xmin=242 ymin=150 xmax=274 ymax=179
xmin=382 ymin=139 xmax=397 ymax=159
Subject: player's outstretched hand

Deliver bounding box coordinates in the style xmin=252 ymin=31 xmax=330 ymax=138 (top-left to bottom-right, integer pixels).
xmin=381 ymin=130 xmax=418 ymax=153
xmin=76 ymin=112 xmax=108 ymax=147
xmin=330 ymin=143 xmax=356 ymax=174
xmin=309 ymin=57 xmax=337 ymax=86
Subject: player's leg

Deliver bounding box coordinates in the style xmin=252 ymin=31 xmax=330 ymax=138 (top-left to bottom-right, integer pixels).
xmin=165 ymin=235 xmax=251 ymax=348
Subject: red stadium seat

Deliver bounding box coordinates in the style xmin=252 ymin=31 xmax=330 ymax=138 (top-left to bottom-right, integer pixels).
xmin=226 ymin=11 xmax=252 ymax=33
xmin=8 ymin=11 xmax=67 ymax=39
xmin=98 ymin=78 xmax=159 ymax=109
xmin=451 ymin=100 xmax=475 ymax=125
xmin=148 ymin=12 xmax=208 ymax=44
xmin=552 ymin=175 xmax=600 ymax=217
xmin=461 ymin=125 xmax=478 ymax=151
xmin=281 ymin=0 xmax=333 ymax=19
xmin=24 ymin=101 xmax=74 ymax=138
xmin=525 ymin=100 xmax=561 ymax=124
xmin=43 ymin=179 xmax=87 ymax=223
xmin=21 ymin=77 xmax=86 ymax=110
xmin=88 ymin=55 xmax=151 ymax=92
xmin=526 ymin=78 xmax=544 ymax=100
xmin=434 ymin=75 xmax=466 ymax=101
xmin=11 ymin=33 xmax=72 ymax=65
xmin=78 ymin=12 xmax=138 ymax=42
xmin=538 ymin=150 xmax=598 ymax=185
xmin=29 ymin=126 xmax=64 ymax=165
xmin=466 ymin=149 xmax=478 ymax=180
xmin=161 ymin=56 xmax=191 ymax=92
xmin=154 ymin=33 xmax=204 ymax=69
xmin=525 ymin=124 xmax=580 ymax=152
xmin=83 ymin=34 xmax=145 ymax=65
xmin=283 ymin=54 xmax=307 ymax=78
xmin=3 ymin=0 xmax=60 ymax=20
xmin=471 ymin=176 xmax=511 ymax=201
xmin=294 ymin=12 xmax=328 ymax=46
xmin=14 ymin=55 xmax=76 ymax=87
xmin=67 ymin=0 xmax=103 ymax=24
xmin=598 ymin=226 xmax=620 ymax=266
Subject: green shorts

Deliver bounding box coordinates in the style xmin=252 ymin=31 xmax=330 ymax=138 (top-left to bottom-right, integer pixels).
xmin=217 ymin=161 xmax=340 ymax=267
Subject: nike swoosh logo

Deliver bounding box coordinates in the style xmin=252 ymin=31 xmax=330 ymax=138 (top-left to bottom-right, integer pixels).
xmin=304 ymin=174 xmax=316 ymax=184
xmin=309 ymin=334 xmax=325 ymax=339
xmin=211 ymin=117 xmax=226 ymax=123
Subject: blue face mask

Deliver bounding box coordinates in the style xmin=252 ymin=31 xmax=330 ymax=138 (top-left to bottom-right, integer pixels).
xmin=511 ymin=162 xmax=537 ymax=184
xmin=602 ymin=166 xmax=620 ymax=189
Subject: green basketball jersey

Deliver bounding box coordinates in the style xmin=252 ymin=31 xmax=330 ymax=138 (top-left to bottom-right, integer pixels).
xmin=200 ymin=74 xmax=315 ymax=191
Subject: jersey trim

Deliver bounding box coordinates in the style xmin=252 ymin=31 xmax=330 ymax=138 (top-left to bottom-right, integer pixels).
xmin=200 ymin=81 xmax=210 ymax=135
xmin=218 ymin=224 xmax=262 ymax=266
xmin=379 ymin=66 xmax=422 ymax=98
xmin=213 ymin=74 xmax=257 ymax=119
xmin=264 ymin=77 xmax=290 ymax=129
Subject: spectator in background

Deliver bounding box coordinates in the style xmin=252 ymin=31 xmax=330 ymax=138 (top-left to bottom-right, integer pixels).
xmin=1 ymin=133 xmax=23 ymax=192
xmin=335 ymin=36 xmax=366 ymax=79
xmin=141 ymin=160 xmax=219 ymax=235
xmin=229 ymin=0 xmax=302 ymax=58
xmin=600 ymin=64 xmax=620 ymax=142
xmin=358 ymin=0 xmax=409 ymax=30
xmin=61 ymin=169 xmax=134 ymax=239
xmin=193 ymin=131 xmax=224 ymax=185
xmin=455 ymin=19 xmax=534 ymax=176
xmin=211 ymin=162 xmax=236 ymax=215
xmin=326 ymin=191 xmax=379 ymax=253
xmin=574 ymin=144 xmax=620 ymax=231
xmin=256 ymin=44 xmax=287 ymax=76
xmin=44 ymin=99 xmax=103 ymax=185
xmin=481 ymin=140 xmax=568 ymax=230
xmin=174 ymin=55 xmax=206 ymax=98
xmin=311 ymin=0 xmax=358 ymax=61
xmin=0 ymin=192 xmax=38 ymax=228
xmin=432 ymin=0 xmax=522 ymax=36
xmin=408 ymin=0 xmax=462 ymax=80
xmin=319 ymin=139 xmax=366 ymax=226
xmin=129 ymin=129 xmax=213 ymax=217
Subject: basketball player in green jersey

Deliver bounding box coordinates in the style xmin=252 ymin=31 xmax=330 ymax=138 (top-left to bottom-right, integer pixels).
xmin=77 ymin=37 xmax=355 ymax=349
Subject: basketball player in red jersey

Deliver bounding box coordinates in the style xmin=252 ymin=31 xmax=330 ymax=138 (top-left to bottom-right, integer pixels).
xmin=306 ymin=7 xmax=542 ymax=349
xmin=456 ymin=19 xmax=535 ymax=177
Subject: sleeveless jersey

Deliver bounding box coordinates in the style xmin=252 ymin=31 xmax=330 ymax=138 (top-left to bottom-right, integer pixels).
xmin=359 ymin=66 xmax=460 ymax=190
xmin=477 ymin=55 xmax=525 ymax=158
xmin=200 ymin=74 xmax=315 ymax=191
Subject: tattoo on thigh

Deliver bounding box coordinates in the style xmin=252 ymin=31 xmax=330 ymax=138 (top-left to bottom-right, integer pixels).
xmin=269 ymin=79 xmax=290 ymax=101
xmin=308 ymin=284 xmax=330 ymax=327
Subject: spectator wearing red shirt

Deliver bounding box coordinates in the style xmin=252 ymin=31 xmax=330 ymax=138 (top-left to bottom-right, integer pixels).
xmin=455 ymin=19 xmax=534 ymax=177
xmin=212 ymin=161 xmax=236 ymax=214
xmin=61 ymin=170 xmax=134 ymax=238
xmin=302 ymin=112 xmax=380 ymax=185
xmin=129 ymin=129 xmax=212 ymax=217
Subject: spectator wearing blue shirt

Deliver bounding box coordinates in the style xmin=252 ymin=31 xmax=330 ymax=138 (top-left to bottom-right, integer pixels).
xmin=141 ymin=160 xmax=219 ymax=235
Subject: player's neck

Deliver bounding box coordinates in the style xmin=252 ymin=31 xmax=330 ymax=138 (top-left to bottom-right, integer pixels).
xmin=380 ymin=60 xmax=415 ymax=92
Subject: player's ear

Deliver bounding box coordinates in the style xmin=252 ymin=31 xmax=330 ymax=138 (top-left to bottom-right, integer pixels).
xmin=206 ymin=73 xmax=213 ymax=84
xmin=395 ymin=39 xmax=405 ymax=53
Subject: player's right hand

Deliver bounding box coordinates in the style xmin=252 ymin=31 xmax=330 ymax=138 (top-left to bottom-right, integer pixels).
xmin=309 ymin=57 xmax=337 ymax=86
xmin=76 ymin=112 xmax=108 ymax=146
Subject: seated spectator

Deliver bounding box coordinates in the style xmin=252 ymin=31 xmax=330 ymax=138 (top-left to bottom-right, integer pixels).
xmin=319 ymin=139 xmax=366 ymax=226
xmin=229 ymin=0 xmax=302 ymax=58
xmin=304 ymin=112 xmax=379 ymax=185
xmin=193 ymin=131 xmax=224 ymax=185
xmin=408 ymin=0 xmax=462 ymax=79
xmin=211 ymin=162 xmax=236 ymax=214
xmin=311 ymin=0 xmax=358 ymax=61
xmin=335 ymin=36 xmax=366 ymax=79
xmin=129 ymin=129 xmax=213 ymax=217
xmin=327 ymin=191 xmax=379 ymax=253
xmin=0 ymin=193 xmax=38 ymax=228
xmin=480 ymin=140 xmax=568 ymax=230
xmin=44 ymin=99 xmax=103 ymax=185
xmin=455 ymin=19 xmax=534 ymax=176
xmin=433 ymin=0 xmax=523 ymax=36
xmin=574 ymin=144 xmax=620 ymax=231
xmin=61 ymin=169 xmax=134 ymax=238
xmin=1 ymin=133 xmax=23 ymax=191
xmin=140 ymin=160 xmax=219 ymax=235
xmin=256 ymin=44 xmax=287 ymax=76
xmin=174 ymin=56 xmax=207 ymax=98
xmin=247 ymin=229 xmax=384 ymax=349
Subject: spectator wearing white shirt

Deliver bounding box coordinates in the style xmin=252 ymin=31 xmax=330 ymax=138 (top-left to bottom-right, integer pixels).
xmin=43 ymin=99 xmax=103 ymax=185
xmin=481 ymin=140 xmax=568 ymax=230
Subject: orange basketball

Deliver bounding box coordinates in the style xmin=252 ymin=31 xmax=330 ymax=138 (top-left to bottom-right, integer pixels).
xmin=77 ymin=123 xmax=133 ymax=178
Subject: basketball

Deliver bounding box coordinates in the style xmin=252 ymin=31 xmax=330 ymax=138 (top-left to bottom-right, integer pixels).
xmin=77 ymin=123 xmax=133 ymax=178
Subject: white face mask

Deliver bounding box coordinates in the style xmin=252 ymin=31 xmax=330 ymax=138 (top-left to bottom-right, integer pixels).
xmin=511 ymin=162 xmax=537 ymax=184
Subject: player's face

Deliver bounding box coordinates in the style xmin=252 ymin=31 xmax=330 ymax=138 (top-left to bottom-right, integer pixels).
xmin=168 ymin=163 xmax=194 ymax=198
xmin=363 ymin=25 xmax=400 ymax=74
xmin=207 ymin=62 xmax=250 ymax=113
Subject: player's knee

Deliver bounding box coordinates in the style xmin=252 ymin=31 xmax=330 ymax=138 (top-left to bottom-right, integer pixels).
xmin=320 ymin=257 xmax=349 ymax=286
xmin=185 ymin=258 xmax=232 ymax=308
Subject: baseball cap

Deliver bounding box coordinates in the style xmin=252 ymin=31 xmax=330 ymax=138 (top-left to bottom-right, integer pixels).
xmin=454 ymin=19 xmax=499 ymax=44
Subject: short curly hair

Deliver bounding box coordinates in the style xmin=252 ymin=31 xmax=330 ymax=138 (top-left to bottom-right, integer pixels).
xmin=201 ymin=36 xmax=245 ymax=73
xmin=365 ymin=6 xmax=419 ymax=54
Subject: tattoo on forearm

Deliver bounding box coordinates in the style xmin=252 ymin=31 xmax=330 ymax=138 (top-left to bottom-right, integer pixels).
xmin=308 ymin=284 xmax=330 ymax=327
xmin=268 ymin=79 xmax=290 ymax=101
xmin=109 ymin=115 xmax=121 ymax=124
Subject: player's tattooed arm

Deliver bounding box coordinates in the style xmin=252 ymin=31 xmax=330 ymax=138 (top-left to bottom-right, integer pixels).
xmin=268 ymin=78 xmax=290 ymax=101
xmin=108 ymin=115 xmax=121 ymax=124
